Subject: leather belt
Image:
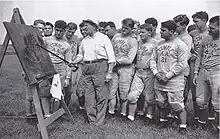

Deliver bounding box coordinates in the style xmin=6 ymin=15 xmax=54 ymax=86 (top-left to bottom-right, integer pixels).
xmin=84 ymin=59 xmax=107 ymax=64
xmin=53 ymin=61 xmax=64 ymax=64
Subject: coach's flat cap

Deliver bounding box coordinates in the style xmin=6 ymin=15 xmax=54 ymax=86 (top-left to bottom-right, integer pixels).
xmin=82 ymin=19 xmax=98 ymax=29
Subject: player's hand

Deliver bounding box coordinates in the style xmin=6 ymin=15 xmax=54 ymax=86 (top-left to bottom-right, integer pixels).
xmin=72 ymin=65 xmax=79 ymax=72
xmin=64 ymin=78 xmax=70 ymax=87
xmin=68 ymin=63 xmax=76 ymax=67
xmin=155 ymin=73 xmax=163 ymax=81
xmin=193 ymin=74 xmax=198 ymax=85
xmin=105 ymin=72 xmax=112 ymax=82
xmin=160 ymin=73 xmax=169 ymax=83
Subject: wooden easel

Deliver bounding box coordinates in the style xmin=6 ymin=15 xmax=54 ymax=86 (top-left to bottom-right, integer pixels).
xmin=0 ymin=8 xmax=74 ymax=139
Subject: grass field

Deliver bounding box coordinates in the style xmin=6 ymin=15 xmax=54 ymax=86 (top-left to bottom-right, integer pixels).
xmin=0 ymin=54 xmax=219 ymax=139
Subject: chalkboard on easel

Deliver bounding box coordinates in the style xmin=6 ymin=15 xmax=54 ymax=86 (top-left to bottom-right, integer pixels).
xmin=0 ymin=8 xmax=74 ymax=139
xmin=3 ymin=22 xmax=56 ymax=85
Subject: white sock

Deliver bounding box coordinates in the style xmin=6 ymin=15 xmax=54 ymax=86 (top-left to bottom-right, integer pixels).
xmin=179 ymin=124 xmax=187 ymax=128
xmin=146 ymin=114 xmax=153 ymax=119
xmin=121 ymin=112 xmax=126 ymax=116
xmin=208 ymin=117 xmax=215 ymax=120
xmin=160 ymin=118 xmax=168 ymax=122
xmin=108 ymin=110 xmax=115 ymax=114
xmin=127 ymin=115 xmax=134 ymax=121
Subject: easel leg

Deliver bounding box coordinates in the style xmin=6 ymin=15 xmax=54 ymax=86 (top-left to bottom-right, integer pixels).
xmin=61 ymin=96 xmax=74 ymax=123
xmin=0 ymin=34 xmax=10 ymax=67
xmin=32 ymin=86 xmax=49 ymax=139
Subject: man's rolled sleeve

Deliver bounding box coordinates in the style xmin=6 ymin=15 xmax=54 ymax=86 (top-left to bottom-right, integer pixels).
xmin=104 ymin=36 xmax=116 ymax=63
xmin=77 ymin=43 xmax=84 ymax=61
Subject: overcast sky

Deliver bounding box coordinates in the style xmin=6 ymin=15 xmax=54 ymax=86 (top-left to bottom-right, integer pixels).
xmin=0 ymin=0 xmax=219 ymax=43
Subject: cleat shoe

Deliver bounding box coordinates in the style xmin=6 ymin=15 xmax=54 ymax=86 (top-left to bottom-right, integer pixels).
xmin=146 ymin=114 xmax=153 ymax=120
xmin=108 ymin=110 xmax=115 ymax=115
xmin=127 ymin=115 xmax=135 ymax=121
xmin=120 ymin=112 xmax=126 ymax=117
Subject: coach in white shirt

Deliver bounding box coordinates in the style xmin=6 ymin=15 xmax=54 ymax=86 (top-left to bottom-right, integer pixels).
xmin=71 ymin=19 xmax=116 ymax=125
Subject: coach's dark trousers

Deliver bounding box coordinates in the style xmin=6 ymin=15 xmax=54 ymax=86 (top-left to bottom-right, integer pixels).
xmin=81 ymin=60 xmax=108 ymax=125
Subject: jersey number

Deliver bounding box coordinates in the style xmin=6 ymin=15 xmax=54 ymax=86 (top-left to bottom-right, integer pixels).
xmin=161 ymin=57 xmax=167 ymax=63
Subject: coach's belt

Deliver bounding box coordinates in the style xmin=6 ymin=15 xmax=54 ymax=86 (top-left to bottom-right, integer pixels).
xmin=53 ymin=61 xmax=64 ymax=64
xmin=84 ymin=59 xmax=107 ymax=64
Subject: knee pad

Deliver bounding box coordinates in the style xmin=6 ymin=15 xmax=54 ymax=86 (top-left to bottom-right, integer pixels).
xmin=128 ymin=94 xmax=138 ymax=104
xmin=169 ymin=102 xmax=185 ymax=112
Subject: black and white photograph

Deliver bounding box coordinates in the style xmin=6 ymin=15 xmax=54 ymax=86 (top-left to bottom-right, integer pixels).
xmin=0 ymin=0 xmax=219 ymax=139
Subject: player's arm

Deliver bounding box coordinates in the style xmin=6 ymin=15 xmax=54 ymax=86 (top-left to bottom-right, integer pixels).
xmin=150 ymin=46 xmax=159 ymax=75
xmin=194 ymin=41 xmax=204 ymax=75
xmin=104 ymin=36 xmax=116 ymax=70
xmin=104 ymin=36 xmax=116 ymax=82
xmin=117 ymin=38 xmax=138 ymax=65
xmin=165 ymin=42 xmax=188 ymax=79
xmin=71 ymin=42 xmax=84 ymax=65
